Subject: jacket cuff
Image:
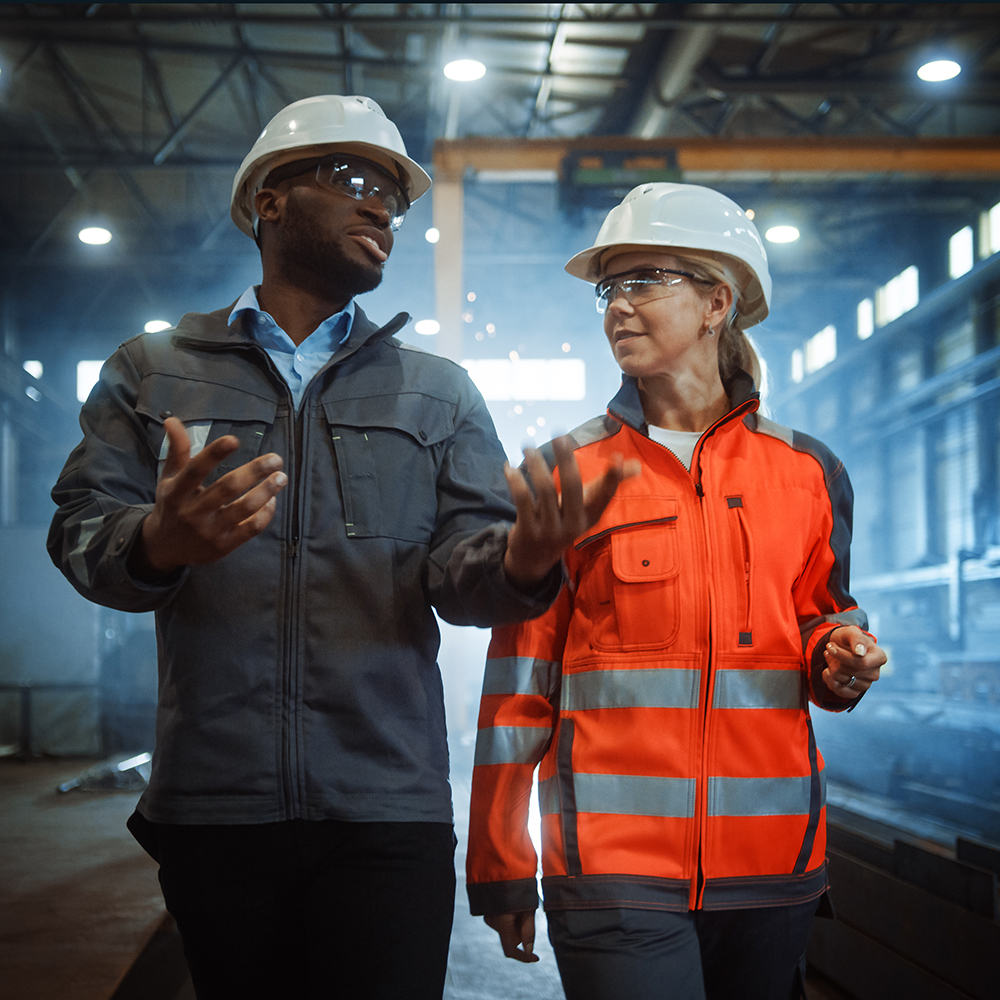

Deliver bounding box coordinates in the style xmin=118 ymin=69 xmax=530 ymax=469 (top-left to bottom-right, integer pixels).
xmin=467 ymin=878 xmax=539 ymax=916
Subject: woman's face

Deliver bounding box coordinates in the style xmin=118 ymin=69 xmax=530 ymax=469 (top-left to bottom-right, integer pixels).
xmin=599 ymin=251 xmax=729 ymax=380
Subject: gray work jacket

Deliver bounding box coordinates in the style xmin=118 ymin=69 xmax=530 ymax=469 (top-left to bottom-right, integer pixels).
xmin=48 ymin=303 xmax=560 ymax=825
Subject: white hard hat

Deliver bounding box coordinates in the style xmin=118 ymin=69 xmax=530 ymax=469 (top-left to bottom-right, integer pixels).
xmin=230 ymin=94 xmax=433 ymax=238
xmin=565 ymin=182 xmax=772 ymax=328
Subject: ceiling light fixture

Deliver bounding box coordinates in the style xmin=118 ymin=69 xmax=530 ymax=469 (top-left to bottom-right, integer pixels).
xmin=765 ymin=225 xmax=800 ymax=244
xmin=414 ymin=319 xmax=440 ymax=336
xmin=444 ymin=59 xmax=486 ymax=82
xmin=144 ymin=320 xmax=172 ymax=333
xmin=917 ymin=59 xmax=961 ymax=82
xmin=424 ymin=227 xmax=441 ymax=244
xmin=78 ymin=226 xmax=112 ymax=245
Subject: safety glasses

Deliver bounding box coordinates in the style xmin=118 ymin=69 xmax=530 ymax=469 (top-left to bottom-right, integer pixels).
xmin=264 ymin=154 xmax=410 ymax=231
xmin=595 ymin=268 xmax=711 ymax=314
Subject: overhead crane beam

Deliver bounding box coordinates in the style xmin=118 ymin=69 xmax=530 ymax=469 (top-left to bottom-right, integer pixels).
xmin=431 ymin=137 xmax=1000 ymax=361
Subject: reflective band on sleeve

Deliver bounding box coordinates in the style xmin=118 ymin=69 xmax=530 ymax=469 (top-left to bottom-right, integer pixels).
xmin=474 ymin=725 xmax=552 ymax=766
xmin=69 ymin=515 xmax=105 ymax=587
xmin=481 ymin=656 xmax=561 ymax=698
xmin=708 ymin=774 xmax=825 ymax=817
xmin=712 ymin=669 xmax=802 ymax=710
xmin=540 ymin=772 xmax=696 ymax=818
xmin=562 ymin=668 xmax=700 ymax=711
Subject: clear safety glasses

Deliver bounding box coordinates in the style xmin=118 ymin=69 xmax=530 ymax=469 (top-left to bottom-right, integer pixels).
xmin=265 ymin=154 xmax=410 ymax=231
xmin=595 ymin=268 xmax=711 ymax=314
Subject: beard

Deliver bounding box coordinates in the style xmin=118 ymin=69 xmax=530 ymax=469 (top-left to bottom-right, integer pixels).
xmin=275 ymin=192 xmax=385 ymax=301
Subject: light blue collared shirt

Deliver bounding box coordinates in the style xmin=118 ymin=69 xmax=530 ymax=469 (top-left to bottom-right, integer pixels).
xmin=229 ymin=285 xmax=355 ymax=412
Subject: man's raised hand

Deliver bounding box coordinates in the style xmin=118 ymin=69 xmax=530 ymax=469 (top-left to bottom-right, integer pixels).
xmin=137 ymin=417 xmax=287 ymax=576
xmin=503 ymin=435 xmax=641 ymax=589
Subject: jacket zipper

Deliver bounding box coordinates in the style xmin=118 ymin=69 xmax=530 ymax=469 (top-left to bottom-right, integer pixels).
xmin=686 ymin=408 xmax=754 ymax=910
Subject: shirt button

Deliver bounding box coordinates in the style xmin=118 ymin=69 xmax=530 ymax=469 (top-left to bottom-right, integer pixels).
xmin=419 ymin=430 xmax=428 ymax=441
xmin=296 ymin=354 xmax=304 ymax=362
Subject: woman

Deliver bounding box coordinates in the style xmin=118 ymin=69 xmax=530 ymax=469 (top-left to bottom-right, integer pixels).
xmin=466 ymin=182 xmax=886 ymax=1000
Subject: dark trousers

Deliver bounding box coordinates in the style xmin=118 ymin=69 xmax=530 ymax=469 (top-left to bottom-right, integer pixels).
xmin=128 ymin=811 xmax=457 ymax=1000
xmin=547 ymin=898 xmax=819 ymax=1000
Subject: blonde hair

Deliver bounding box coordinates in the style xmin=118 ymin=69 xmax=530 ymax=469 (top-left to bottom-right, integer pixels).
xmin=671 ymin=252 xmax=766 ymax=402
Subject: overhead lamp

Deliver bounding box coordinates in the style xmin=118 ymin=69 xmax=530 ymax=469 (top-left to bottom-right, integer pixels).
xmin=79 ymin=226 xmax=112 ymax=245
xmin=917 ymin=59 xmax=961 ymax=82
xmin=414 ymin=319 xmax=440 ymax=336
xmin=424 ymin=227 xmax=441 ymax=244
xmin=765 ymin=225 xmax=800 ymax=244
xmin=144 ymin=320 xmax=172 ymax=333
xmin=444 ymin=59 xmax=486 ymax=82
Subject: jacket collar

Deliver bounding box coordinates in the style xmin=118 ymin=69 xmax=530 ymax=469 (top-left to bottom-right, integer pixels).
xmin=607 ymin=369 xmax=760 ymax=435
xmin=172 ymin=301 xmax=410 ymax=358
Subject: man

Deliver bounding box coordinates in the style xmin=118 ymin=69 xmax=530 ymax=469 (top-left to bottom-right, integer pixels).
xmin=48 ymin=95 xmax=635 ymax=1000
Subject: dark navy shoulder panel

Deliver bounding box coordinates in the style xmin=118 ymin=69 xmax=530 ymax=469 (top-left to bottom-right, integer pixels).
xmin=789 ymin=429 xmax=855 ymax=610
xmin=746 ymin=415 xmax=856 ymax=612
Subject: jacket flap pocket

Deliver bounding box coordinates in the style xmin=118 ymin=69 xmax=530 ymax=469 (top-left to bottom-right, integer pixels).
xmin=322 ymin=392 xmax=453 ymax=446
xmin=136 ymin=377 xmax=278 ymax=425
xmin=610 ymin=499 xmax=680 ymax=582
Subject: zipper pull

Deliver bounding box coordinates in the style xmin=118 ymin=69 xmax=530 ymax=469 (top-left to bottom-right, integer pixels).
xmin=695 ymin=480 xmax=704 ymax=498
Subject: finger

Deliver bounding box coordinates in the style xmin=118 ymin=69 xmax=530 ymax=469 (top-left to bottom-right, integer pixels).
xmin=551 ymin=436 xmax=584 ymax=522
xmin=822 ymin=665 xmax=864 ymax=698
xmin=217 ymin=470 xmax=288 ymax=527
xmin=521 ymin=447 xmax=559 ymax=516
xmin=203 ymin=452 xmax=284 ymax=508
xmin=504 ymin=462 xmax=537 ymax=515
xmin=165 ymin=434 xmax=242 ymax=498
xmin=516 ymin=911 xmax=539 ymax=962
xmin=581 ymin=454 xmax=642 ymax=526
xmin=159 ymin=417 xmax=192 ymax=480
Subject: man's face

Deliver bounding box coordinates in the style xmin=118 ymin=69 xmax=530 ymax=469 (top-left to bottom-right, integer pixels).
xmin=261 ymin=161 xmax=396 ymax=301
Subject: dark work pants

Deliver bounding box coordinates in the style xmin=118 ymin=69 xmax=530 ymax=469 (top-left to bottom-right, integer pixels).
xmin=128 ymin=811 xmax=457 ymax=1000
xmin=547 ymin=898 xmax=819 ymax=1000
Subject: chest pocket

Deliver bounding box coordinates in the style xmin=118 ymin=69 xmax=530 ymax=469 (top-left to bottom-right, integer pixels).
xmin=575 ymin=501 xmax=681 ymax=651
xmin=323 ymin=392 xmax=453 ymax=542
xmin=136 ymin=376 xmax=278 ymax=484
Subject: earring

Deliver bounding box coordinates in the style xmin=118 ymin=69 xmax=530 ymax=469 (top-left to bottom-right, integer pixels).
xmin=706 ymin=326 xmax=716 ymax=338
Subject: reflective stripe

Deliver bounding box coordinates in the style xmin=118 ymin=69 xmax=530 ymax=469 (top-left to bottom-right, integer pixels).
xmin=482 ymin=656 xmax=561 ymax=699
xmin=474 ymin=725 xmax=552 ymax=766
xmin=158 ymin=421 xmax=211 ymax=479
xmin=69 ymin=515 xmax=104 ymax=587
xmin=562 ymin=668 xmax=699 ymax=711
xmin=712 ymin=669 xmax=801 ymax=710
xmin=708 ymin=774 xmax=824 ymax=817
xmin=539 ymin=773 xmax=696 ymax=818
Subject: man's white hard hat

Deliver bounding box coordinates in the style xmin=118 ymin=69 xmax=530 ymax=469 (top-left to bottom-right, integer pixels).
xmin=564 ymin=182 xmax=772 ymax=329
xmin=230 ymin=94 xmax=433 ymax=238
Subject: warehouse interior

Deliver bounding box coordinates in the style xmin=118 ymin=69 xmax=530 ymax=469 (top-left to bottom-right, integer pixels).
xmin=1 ymin=4 xmax=999 ymax=999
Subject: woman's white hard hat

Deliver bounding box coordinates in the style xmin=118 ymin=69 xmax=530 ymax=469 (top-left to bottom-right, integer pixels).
xmin=230 ymin=94 xmax=433 ymax=238
xmin=565 ymin=182 xmax=772 ymax=329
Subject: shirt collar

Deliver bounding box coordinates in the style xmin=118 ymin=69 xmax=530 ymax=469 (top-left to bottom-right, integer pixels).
xmin=228 ymin=285 xmax=355 ymax=355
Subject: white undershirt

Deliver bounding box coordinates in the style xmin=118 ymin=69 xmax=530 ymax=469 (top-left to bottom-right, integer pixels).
xmin=646 ymin=424 xmax=702 ymax=471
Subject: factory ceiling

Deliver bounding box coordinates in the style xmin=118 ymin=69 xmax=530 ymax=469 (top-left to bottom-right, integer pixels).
xmin=2 ymin=3 xmax=1000 ymax=260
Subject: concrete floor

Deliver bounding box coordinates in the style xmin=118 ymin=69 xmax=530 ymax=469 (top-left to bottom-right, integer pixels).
xmin=0 ymin=755 xmax=852 ymax=1000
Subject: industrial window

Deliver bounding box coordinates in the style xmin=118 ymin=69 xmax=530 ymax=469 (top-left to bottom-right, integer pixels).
xmin=876 ymin=266 xmax=919 ymax=327
xmin=804 ymin=325 xmax=837 ymax=374
xmin=949 ymin=226 xmax=974 ymax=279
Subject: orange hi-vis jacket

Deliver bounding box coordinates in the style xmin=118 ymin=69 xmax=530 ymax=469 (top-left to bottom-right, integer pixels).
xmin=467 ymin=373 xmax=869 ymax=917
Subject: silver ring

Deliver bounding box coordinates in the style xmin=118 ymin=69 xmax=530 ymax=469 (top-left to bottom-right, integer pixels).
xmin=847 ymin=675 xmax=857 ymax=689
